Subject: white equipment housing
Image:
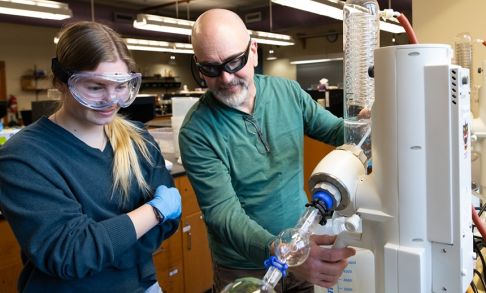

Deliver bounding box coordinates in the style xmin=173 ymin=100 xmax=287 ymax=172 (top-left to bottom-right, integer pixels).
xmin=310 ymin=44 xmax=474 ymax=292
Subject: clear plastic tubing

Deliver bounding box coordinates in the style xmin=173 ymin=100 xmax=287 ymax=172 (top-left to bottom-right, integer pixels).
xmin=343 ymin=0 xmax=380 ymax=160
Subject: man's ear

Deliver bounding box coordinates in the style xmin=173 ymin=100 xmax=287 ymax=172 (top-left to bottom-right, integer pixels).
xmin=251 ymin=41 xmax=259 ymax=68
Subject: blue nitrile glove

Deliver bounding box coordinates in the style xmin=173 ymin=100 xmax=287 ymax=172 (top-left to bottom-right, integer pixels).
xmin=148 ymin=185 xmax=181 ymax=223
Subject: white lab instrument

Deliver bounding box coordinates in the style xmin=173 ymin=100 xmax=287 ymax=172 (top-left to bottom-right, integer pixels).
xmin=310 ymin=44 xmax=474 ymax=293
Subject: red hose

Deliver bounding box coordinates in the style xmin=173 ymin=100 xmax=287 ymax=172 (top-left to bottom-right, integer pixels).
xmin=397 ymin=13 xmax=418 ymax=44
xmin=472 ymin=205 xmax=486 ymax=240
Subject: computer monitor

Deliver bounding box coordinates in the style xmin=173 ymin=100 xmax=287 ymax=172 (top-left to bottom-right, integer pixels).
xmin=31 ymin=100 xmax=60 ymax=123
xmin=118 ymin=94 xmax=156 ymax=123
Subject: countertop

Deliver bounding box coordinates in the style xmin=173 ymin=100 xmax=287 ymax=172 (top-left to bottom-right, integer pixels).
xmin=164 ymin=152 xmax=185 ymax=177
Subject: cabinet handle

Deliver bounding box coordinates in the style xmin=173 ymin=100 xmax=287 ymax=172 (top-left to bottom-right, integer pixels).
xmin=186 ymin=232 xmax=192 ymax=250
xmin=169 ymin=268 xmax=179 ymax=277
xmin=183 ymin=225 xmax=192 ymax=251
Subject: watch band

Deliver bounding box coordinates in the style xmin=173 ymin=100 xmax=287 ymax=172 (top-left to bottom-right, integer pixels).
xmin=151 ymin=206 xmax=164 ymax=223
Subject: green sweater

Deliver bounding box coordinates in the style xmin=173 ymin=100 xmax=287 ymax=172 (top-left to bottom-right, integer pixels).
xmin=0 ymin=117 xmax=178 ymax=292
xmin=179 ymin=74 xmax=343 ymax=269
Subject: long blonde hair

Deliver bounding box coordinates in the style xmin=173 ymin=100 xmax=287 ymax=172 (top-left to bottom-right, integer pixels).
xmin=54 ymin=21 xmax=153 ymax=204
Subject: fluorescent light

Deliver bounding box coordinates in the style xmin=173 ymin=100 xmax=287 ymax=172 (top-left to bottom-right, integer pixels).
xmin=134 ymin=13 xmax=194 ymax=35
xmin=272 ymin=0 xmax=344 ymax=20
xmin=134 ymin=13 xmax=295 ymax=46
xmin=290 ymin=57 xmax=343 ymax=65
xmin=0 ymin=0 xmax=72 ymax=20
xmin=272 ymin=0 xmax=405 ymax=34
xmin=125 ymin=38 xmax=194 ymax=54
xmin=249 ymin=30 xmax=294 ymax=46
xmin=55 ymin=36 xmax=194 ymax=54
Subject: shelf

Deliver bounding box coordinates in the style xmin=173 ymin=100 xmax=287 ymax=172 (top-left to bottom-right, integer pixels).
xmin=141 ymin=76 xmax=181 ymax=90
xmin=141 ymin=81 xmax=182 ymax=90
xmin=20 ymin=75 xmax=50 ymax=91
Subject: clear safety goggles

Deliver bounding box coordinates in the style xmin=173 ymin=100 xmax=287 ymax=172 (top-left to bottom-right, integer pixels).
xmin=68 ymin=72 xmax=142 ymax=110
xmin=51 ymin=58 xmax=142 ymax=110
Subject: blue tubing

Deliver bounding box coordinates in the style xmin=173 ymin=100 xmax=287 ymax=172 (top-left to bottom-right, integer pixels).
xmin=312 ymin=190 xmax=334 ymax=210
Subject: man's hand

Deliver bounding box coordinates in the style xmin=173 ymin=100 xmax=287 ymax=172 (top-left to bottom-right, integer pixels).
xmin=289 ymin=234 xmax=356 ymax=288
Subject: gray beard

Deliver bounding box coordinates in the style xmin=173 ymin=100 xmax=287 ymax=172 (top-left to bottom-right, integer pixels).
xmin=212 ymin=78 xmax=249 ymax=110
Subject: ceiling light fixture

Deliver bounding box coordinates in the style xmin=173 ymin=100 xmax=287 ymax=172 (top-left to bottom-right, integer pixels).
xmin=133 ymin=13 xmax=194 ymax=35
xmin=271 ymin=0 xmax=405 ymax=34
xmin=249 ymin=30 xmax=294 ymax=46
xmin=272 ymin=0 xmax=343 ymax=20
xmin=290 ymin=57 xmax=343 ymax=65
xmin=133 ymin=13 xmax=295 ymax=46
xmin=0 ymin=0 xmax=72 ymax=20
xmin=124 ymin=38 xmax=194 ymax=54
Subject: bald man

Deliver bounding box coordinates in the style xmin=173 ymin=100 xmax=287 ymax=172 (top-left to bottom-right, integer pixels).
xmin=179 ymin=9 xmax=355 ymax=292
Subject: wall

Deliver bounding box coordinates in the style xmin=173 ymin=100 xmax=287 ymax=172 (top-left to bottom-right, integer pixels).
xmin=0 ymin=23 xmax=57 ymax=111
xmin=413 ymin=0 xmax=486 ymax=70
xmin=0 ymin=22 xmax=196 ymax=112
xmin=413 ymin=0 xmax=486 ymax=115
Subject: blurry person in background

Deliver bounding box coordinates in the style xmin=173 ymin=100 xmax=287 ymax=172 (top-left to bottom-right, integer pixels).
xmin=0 ymin=21 xmax=181 ymax=293
xmin=179 ymin=9 xmax=355 ymax=293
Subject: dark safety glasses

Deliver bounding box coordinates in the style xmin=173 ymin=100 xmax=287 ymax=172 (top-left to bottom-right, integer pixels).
xmin=195 ymin=40 xmax=251 ymax=77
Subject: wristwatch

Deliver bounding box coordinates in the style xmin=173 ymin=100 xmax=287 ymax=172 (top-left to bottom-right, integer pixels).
xmin=151 ymin=206 xmax=165 ymax=223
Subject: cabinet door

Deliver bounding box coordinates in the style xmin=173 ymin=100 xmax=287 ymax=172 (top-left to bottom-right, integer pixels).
xmin=0 ymin=220 xmax=22 ymax=292
xmin=303 ymin=136 xmax=335 ymax=200
xmin=156 ymin=259 xmax=184 ymax=293
xmin=153 ymin=226 xmax=184 ymax=293
xmin=182 ymin=212 xmax=213 ymax=293
xmin=174 ymin=175 xmax=200 ymax=217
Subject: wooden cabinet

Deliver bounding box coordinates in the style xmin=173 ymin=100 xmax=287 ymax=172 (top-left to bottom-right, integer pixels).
xmin=0 ymin=220 xmax=22 ymax=293
xmin=303 ymin=136 xmax=335 ymax=200
xmin=155 ymin=175 xmax=213 ymax=293
xmin=153 ymin=225 xmax=184 ymax=293
xmin=181 ymin=212 xmax=213 ymax=293
xmin=174 ymin=175 xmax=214 ymax=293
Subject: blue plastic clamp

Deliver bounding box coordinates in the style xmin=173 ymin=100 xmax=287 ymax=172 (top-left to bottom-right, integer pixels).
xmin=264 ymin=256 xmax=289 ymax=278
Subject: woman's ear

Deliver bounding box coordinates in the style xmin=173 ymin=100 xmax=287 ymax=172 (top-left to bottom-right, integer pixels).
xmin=54 ymin=81 xmax=69 ymax=97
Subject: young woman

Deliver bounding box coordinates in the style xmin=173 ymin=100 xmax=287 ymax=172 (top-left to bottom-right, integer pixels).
xmin=0 ymin=21 xmax=181 ymax=292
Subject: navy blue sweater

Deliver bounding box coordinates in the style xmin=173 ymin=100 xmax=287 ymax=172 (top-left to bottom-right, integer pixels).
xmin=0 ymin=117 xmax=178 ymax=292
